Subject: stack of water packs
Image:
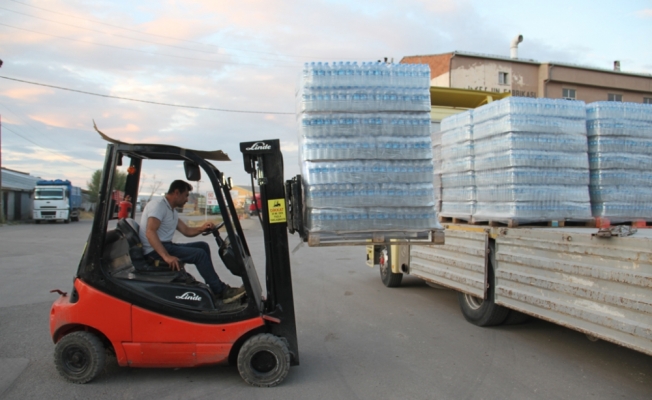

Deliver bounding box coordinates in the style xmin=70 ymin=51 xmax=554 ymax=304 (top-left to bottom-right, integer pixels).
xmin=587 ymin=102 xmax=652 ymax=220
xmin=440 ymin=97 xmax=593 ymax=223
xmin=432 ymin=125 xmax=443 ymax=212
xmin=439 ymin=110 xmax=475 ymax=219
xmin=298 ymin=61 xmax=441 ymax=234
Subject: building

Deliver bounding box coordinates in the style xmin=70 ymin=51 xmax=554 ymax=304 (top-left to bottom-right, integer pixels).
xmin=402 ymin=51 xmax=652 ymax=104
xmin=1 ymin=167 xmax=41 ymax=221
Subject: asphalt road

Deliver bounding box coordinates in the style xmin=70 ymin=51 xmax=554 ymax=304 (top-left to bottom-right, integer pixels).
xmin=0 ymin=216 xmax=651 ymax=399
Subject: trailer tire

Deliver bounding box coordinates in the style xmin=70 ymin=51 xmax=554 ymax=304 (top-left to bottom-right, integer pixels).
xmin=458 ymin=291 xmax=509 ymax=327
xmin=237 ymin=333 xmax=290 ymax=387
xmin=379 ymin=246 xmax=402 ymax=288
xmin=457 ymin=250 xmax=509 ymax=327
xmin=54 ymin=331 xmax=106 ymax=384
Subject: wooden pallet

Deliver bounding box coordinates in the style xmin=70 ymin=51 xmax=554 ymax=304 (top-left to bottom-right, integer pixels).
xmin=594 ymin=218 xmax=652 ymax=229
xmin=438 ymin=215 xmax=479 ymax=225
xmin=441 ymin=216 xmax=596 ymax=229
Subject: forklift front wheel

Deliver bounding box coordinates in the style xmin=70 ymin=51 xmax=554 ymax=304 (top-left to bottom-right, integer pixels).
xmin=54 ymin=331 xmax=106 ymax=384
xmin=237 ymin=333 xmax=290 ymax=387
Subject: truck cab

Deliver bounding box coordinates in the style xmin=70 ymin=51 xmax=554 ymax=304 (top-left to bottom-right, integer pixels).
xmin=33 ymin=180 xmax=81 ymax=224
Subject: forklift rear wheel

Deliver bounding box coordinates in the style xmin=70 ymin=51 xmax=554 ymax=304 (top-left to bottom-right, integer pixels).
xmin=379 ymin=246 xmax=402 ymax=288
xmin=237 ymin=333 xmax=290 ymax=387
xmin=54 ymin=331 xmax=106 ymax=384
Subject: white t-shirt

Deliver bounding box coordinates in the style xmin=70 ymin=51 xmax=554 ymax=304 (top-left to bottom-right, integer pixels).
xmin=139 ymin=197 xmax=178 ymax=255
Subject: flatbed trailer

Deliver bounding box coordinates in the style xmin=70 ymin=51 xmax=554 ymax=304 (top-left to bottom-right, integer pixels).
xmin=368 ymin=223 xmax=652 ymax=356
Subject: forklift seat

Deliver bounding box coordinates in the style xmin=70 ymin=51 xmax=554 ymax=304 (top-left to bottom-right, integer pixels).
xmin=116 ymin=218 xmax=184 ymax=273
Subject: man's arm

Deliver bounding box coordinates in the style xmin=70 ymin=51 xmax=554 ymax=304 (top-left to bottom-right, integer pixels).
xmin=176 ymin=219 xmax=214 ymax=237
xmin=145 ymin=217 xmax=181 ymax=271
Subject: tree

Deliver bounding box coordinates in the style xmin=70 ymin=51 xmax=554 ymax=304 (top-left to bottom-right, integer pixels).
xmin=87 ymin=169 xmax=128 ymax=203
xmin=140 ymin=173 xmax=162 ymax=203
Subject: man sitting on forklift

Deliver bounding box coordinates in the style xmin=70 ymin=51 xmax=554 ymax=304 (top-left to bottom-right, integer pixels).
xmin=139 ymin=180 xmax=245 ymax=303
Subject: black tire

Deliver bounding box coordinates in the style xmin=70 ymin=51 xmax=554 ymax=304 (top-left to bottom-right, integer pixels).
xmin=237 ymin=334 xmax=290 ymax=387
xmin=379 ymin=245 xmax=402 ymax=288
xmin=54 ymin=331 xmax=106 ymax=384
xmin=64 ymin=214 xmax=71 ymax=224
xmin=457 ymin=245 xmax=509 ymax=327
xmin=458 ymin=291 xmax=509 ymax=327
xmin=503 ymin=309 xmax=531 ymax=325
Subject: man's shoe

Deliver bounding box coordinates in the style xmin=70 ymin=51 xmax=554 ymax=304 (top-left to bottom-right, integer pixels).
xmin=221 ymin=285 xmax=246 ymax=304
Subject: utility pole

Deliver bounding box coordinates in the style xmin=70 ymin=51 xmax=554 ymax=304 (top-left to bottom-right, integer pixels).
xmin=0 ymin=113 xmax=4 ymax=224
xmin=0 ymin=59 xmax=4 ymax=224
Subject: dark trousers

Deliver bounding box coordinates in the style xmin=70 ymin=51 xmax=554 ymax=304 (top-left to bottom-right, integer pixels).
xmin=147 ymin=241 xmax=226 ymax=294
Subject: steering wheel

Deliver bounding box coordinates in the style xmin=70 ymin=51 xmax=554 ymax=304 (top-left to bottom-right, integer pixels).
xmin=202 ymin=221 xmax=225 ymax=236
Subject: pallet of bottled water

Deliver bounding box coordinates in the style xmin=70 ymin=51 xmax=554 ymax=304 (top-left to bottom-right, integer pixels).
xmin=439 ymin=109 xmax=476 ymax=220
xmin=297 ymin=61 xmax=443 ymax=243
xmin=443 ymin=97 xmax=593 ymax=224
xmin=587 ymin=101 xmax=652 ymax=221
xmin=432 ymin=127 xmax=443 ymax=212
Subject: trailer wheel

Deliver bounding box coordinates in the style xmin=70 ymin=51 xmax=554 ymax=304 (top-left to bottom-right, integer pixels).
xmin=237 ymin=334 xmax=290 ymax=387
xmin=458 ymin=292 xmax=509 ymax=327
xmin=457 ymin=250 xmax=509 ymax=327
xmin=54 ymin=331 xmax=106 ymax=384
xmin=379 ymin=246 xmax=402 ymax=287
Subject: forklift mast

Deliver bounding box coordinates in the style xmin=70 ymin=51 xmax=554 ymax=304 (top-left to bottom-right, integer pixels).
xmin=240 ymin=140 xmax=299 ymax=365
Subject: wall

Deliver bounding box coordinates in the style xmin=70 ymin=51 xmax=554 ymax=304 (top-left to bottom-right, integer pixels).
xmin=450 ymin=55 xmax=539 ymax=97
xmin=2 ymin=190 xmax=33 ymax=221
xmin=545 ymin=81 xmax=651 ymax=103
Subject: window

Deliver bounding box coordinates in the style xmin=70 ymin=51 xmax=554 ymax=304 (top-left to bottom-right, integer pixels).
xmin=608 ymin=93 xmax=623 ymax=102
xmin=644 ymin=97 xmax=652 ymax=104
xmin=562 ymin=88 xmax=576 ymax=100
xmin=498 ymin=72 xmax=509 ymax=85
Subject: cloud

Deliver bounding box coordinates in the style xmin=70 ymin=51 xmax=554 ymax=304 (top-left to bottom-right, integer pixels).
xmin=1 ymin=87 xmax=54 ymax=101
xmin=637 ymin=9 xmax=652 ymax=18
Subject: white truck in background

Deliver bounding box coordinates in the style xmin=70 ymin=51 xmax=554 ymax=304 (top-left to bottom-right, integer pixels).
xmin=33 ymin=179 xmax=82 ymax=224
xmin=367 ymin=87 xmax=652 ymax=356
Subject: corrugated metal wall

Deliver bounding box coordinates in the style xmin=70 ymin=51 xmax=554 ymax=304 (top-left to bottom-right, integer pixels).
xmin=409 ymin=229 xmax=488 ymax=298
xmin=494 ymin=227 xmax=652 ymax=356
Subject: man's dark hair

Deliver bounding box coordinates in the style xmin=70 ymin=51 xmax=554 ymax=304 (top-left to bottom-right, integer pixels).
xmin=168 ymin=180 xmax=193 ymax=194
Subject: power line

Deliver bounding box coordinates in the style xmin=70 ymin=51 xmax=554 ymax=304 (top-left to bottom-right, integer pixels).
xmin=1 ymin=5 xmax=300 ymax=65
xmin=2 ymin=125 xmax=97 ymax=171
xmin=0 ymin=23 xmax=298 ymax=68
xmin=0 ymin=76 xmax=296 ymax=115
xmin=6 ymin=0 xmax=363 ymax=61
xmin=0 ymin=100 xmax=64 ymax=149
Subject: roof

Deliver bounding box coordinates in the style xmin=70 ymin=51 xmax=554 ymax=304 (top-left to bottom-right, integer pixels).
xmin=94 ymin=122 xmax=231 ymax=161
xmin=403 ymin=51 xmax=652 ymax=78
xmin=430 ymin=86 xmax=511 ymax=108
xmin=1 ymin=168 xmax=41 ymax=191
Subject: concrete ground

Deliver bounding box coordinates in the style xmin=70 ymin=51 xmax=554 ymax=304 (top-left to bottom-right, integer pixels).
xmin=0 ymin=217 xmax=651 ymax=399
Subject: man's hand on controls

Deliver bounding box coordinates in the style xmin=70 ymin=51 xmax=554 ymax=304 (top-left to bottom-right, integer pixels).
xmin=200 ymin=221 xmax=215 ymax=233
xmin=163 ymin=254 xmax=182 ymax=271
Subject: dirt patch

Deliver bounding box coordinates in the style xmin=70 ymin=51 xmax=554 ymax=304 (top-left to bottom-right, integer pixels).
xmin=79 ymin=211 xmax=95 ymax=220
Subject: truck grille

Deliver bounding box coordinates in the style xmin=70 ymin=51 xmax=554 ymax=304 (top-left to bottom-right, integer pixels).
xmin=41 ymin=211 xmax=56 ymax=216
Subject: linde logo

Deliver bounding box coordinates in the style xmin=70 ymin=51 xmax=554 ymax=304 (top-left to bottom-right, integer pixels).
xmin=246 ymin=142 xmax=272 ymax=151
xmin=175 ymin=292 xmax=202 ymax=301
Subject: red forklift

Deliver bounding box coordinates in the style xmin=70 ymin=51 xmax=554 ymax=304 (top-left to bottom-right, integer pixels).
xmin=49 ymin=135 xmax=300 ymax=386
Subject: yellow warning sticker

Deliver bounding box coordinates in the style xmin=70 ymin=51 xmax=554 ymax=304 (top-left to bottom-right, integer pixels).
xmin=267 ymin=198 xmax=286 ymax=224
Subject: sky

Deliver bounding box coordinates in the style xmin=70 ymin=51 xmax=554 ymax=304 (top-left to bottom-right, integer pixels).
xmin=1 ymin=0 xmax=651 ymax=195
